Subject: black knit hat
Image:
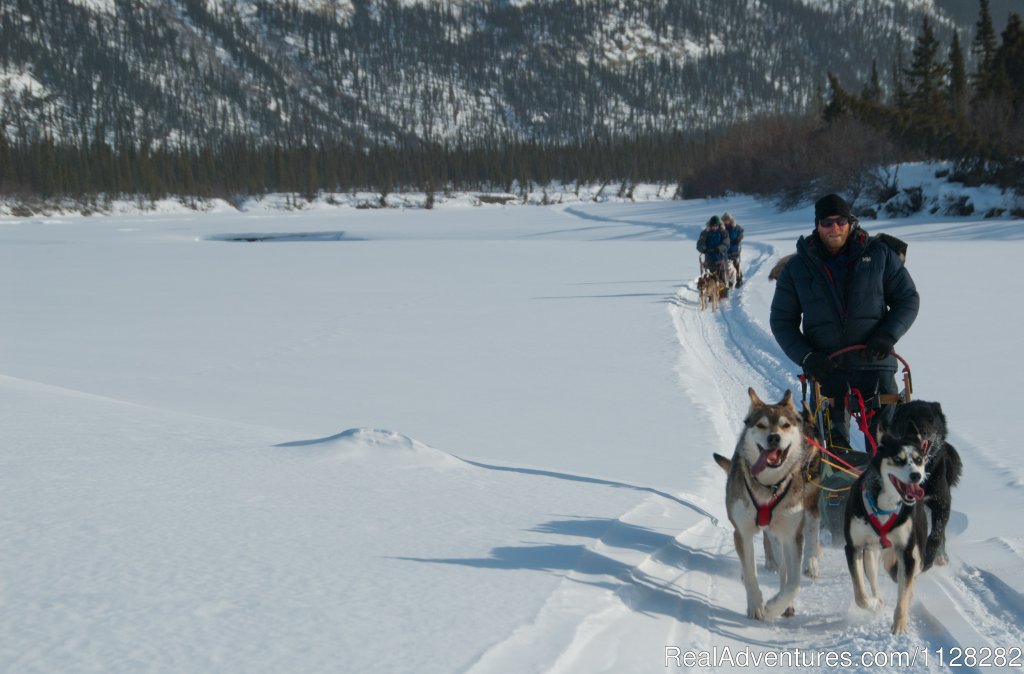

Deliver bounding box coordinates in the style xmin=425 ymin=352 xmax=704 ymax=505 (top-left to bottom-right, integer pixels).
xmin=814 ymin=194 xmax=851 ymax=221
xmin=708 ymin=215 xmax=722 ymax=226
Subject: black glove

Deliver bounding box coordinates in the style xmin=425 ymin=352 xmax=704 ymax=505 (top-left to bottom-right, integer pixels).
xmin=862 ymin=331 xmax=896 ymax=361
xmin=802 ymin=351 xmax=835 ymax=381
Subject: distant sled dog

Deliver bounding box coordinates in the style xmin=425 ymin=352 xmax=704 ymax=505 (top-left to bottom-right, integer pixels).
xmin=844 ymin=436 xmax=928 ymax=634
xmin=878 ymin=400 xmax=963 ymax=569
xmin=722 ymin=259 xmax=738 ymax=291
xmin=697 ymin=272 xmax=724 ymax=312
xmin=712 ymin=388 xmax=818 ymax=620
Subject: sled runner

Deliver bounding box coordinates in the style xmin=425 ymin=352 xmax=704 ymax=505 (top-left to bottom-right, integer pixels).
xmin=800 ymin=345 xmax=914 ymax=544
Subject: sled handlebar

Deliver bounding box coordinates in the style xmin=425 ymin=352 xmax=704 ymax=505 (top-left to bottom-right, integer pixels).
xmin=827 ymin=345 xmax=911 ymax=373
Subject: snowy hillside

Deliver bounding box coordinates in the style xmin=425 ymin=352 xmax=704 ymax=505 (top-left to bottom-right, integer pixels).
xmin=1 ymin=186 xmax=1023 ymax=673
xmin=1 ymin=0 xmax=995 ymax=146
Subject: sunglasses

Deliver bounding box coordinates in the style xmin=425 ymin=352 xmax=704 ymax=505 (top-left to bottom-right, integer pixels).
xmin=818 ymin=216 xmax=850 ymax=229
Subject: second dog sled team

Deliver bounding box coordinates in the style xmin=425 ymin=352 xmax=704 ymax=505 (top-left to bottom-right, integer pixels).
xmin=708 ymin=194 xmax=962 ymax=635
xmin=696 ymin=213 xmax=745 ymax=305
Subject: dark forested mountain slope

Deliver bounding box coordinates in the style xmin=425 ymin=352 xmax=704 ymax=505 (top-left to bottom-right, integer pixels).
xmin=1 ymin=0 xmax=1007 ymax=148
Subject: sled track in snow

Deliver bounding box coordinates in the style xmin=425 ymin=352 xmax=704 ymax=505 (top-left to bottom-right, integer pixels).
xmin=463 ymin=494 xmax=722 ymax=674
xmin=671 ymin=240 xmax=1024 ymax=672
xmin=710 ymin=242 xmax=794 ymax=395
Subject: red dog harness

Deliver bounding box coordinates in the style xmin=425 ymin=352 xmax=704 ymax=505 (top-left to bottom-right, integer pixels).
xmin=744 ymin=477 xmax=792 ymax=527
xmin=863 ymin=488 xmax=902 ymax=548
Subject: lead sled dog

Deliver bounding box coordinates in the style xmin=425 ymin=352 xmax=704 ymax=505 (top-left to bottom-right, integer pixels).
xmin=713 ymin=388 xmax=821 ymax=620
xmin=844 ymin=437 xmax=928 ymax=634
xmin=877 ymin=400 xmax=963 ymax=569
xmin=696 ymin=271 xmax=723 ymax=312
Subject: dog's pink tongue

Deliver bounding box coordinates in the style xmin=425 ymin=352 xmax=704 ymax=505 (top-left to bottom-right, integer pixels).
xmin=907 ymin=483 xmax=926 ymax=500
xmin=751 ymin=449 xmax=781 ymax=477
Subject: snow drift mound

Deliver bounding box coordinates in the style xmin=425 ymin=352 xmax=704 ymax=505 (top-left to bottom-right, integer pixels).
xmin=275 ymin=427 xmax=463 ymax=467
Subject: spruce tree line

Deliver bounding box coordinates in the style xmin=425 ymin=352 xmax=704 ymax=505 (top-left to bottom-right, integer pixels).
xmin=673 ymin=1 xmax=1024 ymax=204
xmin=0 ymin=131 xmax=701 ymax=202
xmin=822 ymin=1 xmax=1024 ymax=190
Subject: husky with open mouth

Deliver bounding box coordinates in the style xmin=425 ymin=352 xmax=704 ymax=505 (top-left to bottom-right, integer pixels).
xmin=714 ymin=388 xmax=815 ymax=621
xmin=878 ymin=400 xmax=963 ymax=569
xmin=844 ymin=437 xmax=928 ymax=634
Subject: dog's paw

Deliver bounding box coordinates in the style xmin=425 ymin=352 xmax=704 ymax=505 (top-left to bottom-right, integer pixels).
xmin=928 ymin=541 xmax=950 ymax=567
xmin=924 ymin=539 xmax=947 ymax=570
xmin=746 ymin=602 xmax=766 ymax=621
xmin=891 ymin=617 xmax=909 ymax=634
xmin=803 ymin=557 xmax=820 ymax=578
xmin=782 ymin=606 xmax=796 ymax=618
xmin=764 ymin=596 xmax=793 ymax=620
xmin=855 ymin=596 xmax=884 ymax=611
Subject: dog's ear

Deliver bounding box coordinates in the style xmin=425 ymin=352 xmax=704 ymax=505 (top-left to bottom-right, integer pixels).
xmin=871 ymin=441 xmax=891 ymax=467
xmin=779 ymin=389 xmax=794 ymax=410
xmin=800 ymin=400 xmax=818 ymax=433
xmin=712 ymin=453 xmax=732 ymax=472
xmin=747 ymin=387 xmax=764 ymax=407
xmin=875 ymin=416 xmax=888 ymax=440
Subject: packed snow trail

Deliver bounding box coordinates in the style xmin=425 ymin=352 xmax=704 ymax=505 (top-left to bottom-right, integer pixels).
xmin=462 ymin=494 xmax=718 ymax=673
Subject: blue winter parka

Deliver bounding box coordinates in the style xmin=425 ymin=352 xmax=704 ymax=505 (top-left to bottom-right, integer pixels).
xmin=725 ymin=223 xmax=744 ymax=256
xmin=697 ymin=227 xmax=729 ymax=263
xmin=770 ymin=227 xmax=920 ymax=373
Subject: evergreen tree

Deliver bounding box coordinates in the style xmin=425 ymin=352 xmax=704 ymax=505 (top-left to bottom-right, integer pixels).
xmin=949 ymin=31 xmax=970 ymax=118
xmin=905 ymin=18 xmax=948 ymax=119
xmin=0 ymin=129 xmax=13 ymax=192
xmin=995 ymin=13 xmax=1024 ymax=112
xmin=890 ymin=49 xmax=909 ymax=109
xmin=861 ymin=60 xmax=883 ymax=104
xmin=971 ymin=0 xmax=999 ymax=99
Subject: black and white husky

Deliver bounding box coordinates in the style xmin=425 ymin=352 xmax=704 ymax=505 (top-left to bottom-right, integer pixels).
xmin=878 ymin=400 xmax=963 ymax=569
xmin=844 ymin=437 xmax=928 ymax=634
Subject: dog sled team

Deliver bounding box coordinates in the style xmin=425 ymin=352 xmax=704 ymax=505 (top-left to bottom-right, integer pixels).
xmin=711 ymin=194 xmax=963 ymax=635
xmin=695 ymin=213 xmax=743 ymax=311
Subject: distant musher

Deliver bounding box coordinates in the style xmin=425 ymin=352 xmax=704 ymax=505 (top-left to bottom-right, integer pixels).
xmin=697 ymin=215 xmax=729 ymax=280
xmin=722 ymin=212 xmax=744 ymax=287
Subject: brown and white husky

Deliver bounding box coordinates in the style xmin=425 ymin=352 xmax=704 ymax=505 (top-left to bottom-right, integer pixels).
xmin=713 ymin=388 xmax=819 ymax=620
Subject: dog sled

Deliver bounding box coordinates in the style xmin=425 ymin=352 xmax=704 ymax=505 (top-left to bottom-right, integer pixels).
xmin=800 ymin=345 xmax=914 ymax=545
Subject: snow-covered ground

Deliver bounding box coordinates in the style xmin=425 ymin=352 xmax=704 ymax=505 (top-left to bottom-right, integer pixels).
xmin=2 ymin=180 xmax=1023 ymax=673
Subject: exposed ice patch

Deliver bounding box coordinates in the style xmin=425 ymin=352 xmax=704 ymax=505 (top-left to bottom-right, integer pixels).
xmin=204 ymin=231 xmax=364 ymax=242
